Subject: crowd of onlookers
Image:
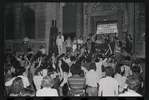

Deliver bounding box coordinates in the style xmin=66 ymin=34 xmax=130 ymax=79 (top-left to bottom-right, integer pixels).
xmin=4 ymin=33 xmax=144 ymax=97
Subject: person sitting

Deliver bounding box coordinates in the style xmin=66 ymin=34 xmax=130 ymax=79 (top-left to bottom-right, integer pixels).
xmin=36 ymin=76 xmax=58 ymax=96
xmin=9 ymin=77 xmax=24 ymax=96
xmin=85 ymin=62 xmax=98 ymax=96
xmin=67 ymin=64 xmax=86 ymax=96
xmin=98 ymin=66 xmax=119 ymax=96
xmin=118 ymin=74 xmax=142 ymax=97
xmin=19 ymin=88 xmax=35 ymax=97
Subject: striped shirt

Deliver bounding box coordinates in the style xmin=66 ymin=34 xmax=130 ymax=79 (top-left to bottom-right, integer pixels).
xmin=68 ymin=75 xmax=86 ymax=91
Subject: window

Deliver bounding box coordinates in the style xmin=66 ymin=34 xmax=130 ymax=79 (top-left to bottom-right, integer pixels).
xmin=5 ymin=11 xmax=15 ymax=39
xmin=139 ymin=3 xmax=145 ymax=41
xmin=23 ymin=9 xmax=35 ymax=39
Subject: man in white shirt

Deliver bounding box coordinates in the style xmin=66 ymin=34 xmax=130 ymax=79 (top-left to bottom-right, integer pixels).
xmin=98 ymin=66 xmax=119 ymax=96
xmin=36 ymin=76 xmax=58 ymax=96
xmin=56 ymin=32 xmax=64 ymax=55
xmin=95 ymin=55 xmax=107 ymax=82
xmin=119 ymin=74 xmax=142 ymax=97
xmin=86 ymin=62 xmax=98 ymax=96
xmin=33 ymin=67 xmax=43 ymax=91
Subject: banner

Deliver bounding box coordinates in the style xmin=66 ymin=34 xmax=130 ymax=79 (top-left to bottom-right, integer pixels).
xmin=92 ymin=42 xmax=115 ymax=54
xmin=96 ymin=23 xmax=118 ymax=34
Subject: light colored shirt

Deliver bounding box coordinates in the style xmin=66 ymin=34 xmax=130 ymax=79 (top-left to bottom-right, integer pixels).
xmin=36 ymin=87 xmax=58 ymax=96
xmin=65 ymin=58 xmax=71 ymax=64
xmin=118 ymin=89 xmax=142 ymax=97
xmin=124 ymin=65 xmax=132 ymax=77
xmin=85 ymin=70 xmax=98 ymax=87
xmin=98 ymin=76 xmax=119 ymax=96
xmin=81 ymin=66 xmax=88 ymax=75
xmin=56 ymin=35 xmax=64 ymax=46
xmin=114 ymin=73 xmax=127 ymax=92
xmin=77 ymin=39 xmax=83 ymax=44
xmin=33 ymin=75 xmax=43 ymax=91
xmin=66 ymin=39 xmax=72 ymax=47
xmin=5 ymin=75 xmax=30 ymax=88
xmin=95 ymin=62 xmax=103 ymax=82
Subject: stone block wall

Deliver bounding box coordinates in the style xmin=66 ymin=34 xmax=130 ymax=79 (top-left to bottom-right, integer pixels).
xmin=4 ymin=3 xmax=62 ymax=55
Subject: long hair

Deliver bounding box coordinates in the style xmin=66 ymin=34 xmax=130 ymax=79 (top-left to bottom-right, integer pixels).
xmin=10 ymin=77 xmax=24 ymax=95
xmin=41 ymin=76 xmax=54 ymax=88
xmin=115 ymin=63 xmax=125 ymax=76
xmin=19 ymin=88 xmax=35 ymax=96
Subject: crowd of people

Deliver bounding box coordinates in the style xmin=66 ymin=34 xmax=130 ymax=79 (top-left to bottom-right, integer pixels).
xmin=4 ymin=32 xmax=144 ymax=97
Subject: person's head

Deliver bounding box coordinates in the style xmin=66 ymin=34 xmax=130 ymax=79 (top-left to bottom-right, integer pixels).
xmin=70 ymin=56 xmax=76 ymax=62
xmin=67 ymin=37 xmax=70 ymax=40
xmin=41 ymin=76 xmax=54 ymax=88
xmin=59 ymin=32 xmax=62 ymax=35
xmin=90 ymin=62 xmax=96 ymax=71
xmin=80 ymin=36 xmax=83 ymax=40
xmin=5 ymin=64 xmax=15 ymax=74
xmin=71 ymin=64 xmax=81 ymax=75
xmin=73 ymin=37 xmax=76 ymax=41
xmin=41 ymin=68 xmax=48 ymax=77
xmin=125 ymin=56 xmax=131 ymax=61
xmin=27 ymin=48 xmax=32 ymax=53
xmin=106 ymin=35 xmax=110 ymax=39
xmin=86 ymin=57 xmax=91 ymax=63
xmin=98 ymin=54 xmax=104 ymax=61
xmin=47 ymin=67 xmax=57 ymax=79
xmin=126 ymin=74 xmax=141 ymax=91
xmin=39 ymin=46 xmax=46 ymax=55
xmin=52 ymin=52 xmax=55 ymax=56
xmin=114 ymin=33 xmax=117 ymax=37
xmin=34 ymin=67 xmax=42 ymax=76
xmin=19 ymin=88 xmax=35 ymax=97
xmin=10 ymin=77 xmax=24 ymax=94
xmin=15 ymin=67 xmax=26 ymax=77
xmin=105 ymin=66 xmax=114 ymax=77
xmin=115 ymin=63 xmax=125 ymax=75
xmin=131 ymin=66 xmax=141 ymax=74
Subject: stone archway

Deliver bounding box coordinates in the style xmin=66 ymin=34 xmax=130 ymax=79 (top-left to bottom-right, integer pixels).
xmin=22 ymin=8 xmax=35 ymax=39
xmin=5 ymin=11 xmax=15 ymax=39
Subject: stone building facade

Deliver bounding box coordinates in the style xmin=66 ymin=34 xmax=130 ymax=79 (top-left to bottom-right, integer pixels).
xmin=4 ymin=3 xmax=64 ymax=54
xmin=4 ymin=3 xmax=145 ymax=57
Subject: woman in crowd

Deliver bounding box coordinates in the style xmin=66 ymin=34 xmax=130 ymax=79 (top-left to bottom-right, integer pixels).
xmin=9 ymin=77 xmax=24 ymax=96
xmin=36 ymin=76 xmax=58 ymax=96
xmin=114 ymin=63 xmax=127 ymax=94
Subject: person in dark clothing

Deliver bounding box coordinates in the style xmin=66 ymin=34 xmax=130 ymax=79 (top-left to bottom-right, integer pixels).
xmin=125 ymin=34 xmax=132 ymax=55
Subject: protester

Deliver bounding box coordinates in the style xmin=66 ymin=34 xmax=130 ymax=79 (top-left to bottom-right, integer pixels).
xmin=36 ymin=76 xmax=58 ymax=96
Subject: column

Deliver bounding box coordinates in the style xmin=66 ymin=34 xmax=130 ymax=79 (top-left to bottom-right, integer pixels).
xmin=76 ymin=3 xmax=83 ymax=38
xmin=128 ymin=3 xmax=135 ymax=53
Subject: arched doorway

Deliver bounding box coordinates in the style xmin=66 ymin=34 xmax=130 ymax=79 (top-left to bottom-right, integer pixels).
xmin=23 ymin=8 xmax=35 ymax=39
xmin=5 ymin=11 xmax=15 ymax=39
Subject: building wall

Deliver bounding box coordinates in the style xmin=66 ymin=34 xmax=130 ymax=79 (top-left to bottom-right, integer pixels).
xmin=4 ymin=3 xmax=63 ymax=55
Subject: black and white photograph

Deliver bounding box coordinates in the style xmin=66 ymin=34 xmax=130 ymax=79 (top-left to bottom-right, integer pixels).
xmin=4 ymin=2 xmax=145 ymax=97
